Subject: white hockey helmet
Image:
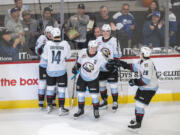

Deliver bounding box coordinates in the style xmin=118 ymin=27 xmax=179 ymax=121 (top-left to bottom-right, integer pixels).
xmin=140 ymin=46 xmax=152 ymax=57
xmin=102 ymin=24 xmax=111 ymax=31
xmin=45 ymin=26 xmax=53 ymax=34
xmin=51 ymin=28 xmax=61 ymax=38
xmin=88 ymin=40 xmax=98 ymax=48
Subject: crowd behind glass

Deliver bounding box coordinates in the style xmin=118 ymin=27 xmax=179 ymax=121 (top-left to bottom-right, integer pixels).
xmin=0 ymin=0 xmax=180 ymax=61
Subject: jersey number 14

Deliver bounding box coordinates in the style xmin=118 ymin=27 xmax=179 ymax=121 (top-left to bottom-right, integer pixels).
xmin=52 ymin=50 xmax=61 ymax=64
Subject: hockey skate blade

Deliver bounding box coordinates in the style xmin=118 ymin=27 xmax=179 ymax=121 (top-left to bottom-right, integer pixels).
xmin=73 ymin=114 xmax=84 ymax=120
xmin=127 ymin=127 xmax=140 ymax=134
xmin=112 ymin=109 xmax=118 ymax=113
xmin=46 ymin=108 xmax=53 ymax=114
xmin=99 ymin=105 xmax=108 ymax=110
xmin=94 ymin=116 xmax=100 ymax=121
xmin=58 ymin=112 xmax=69 ymax=116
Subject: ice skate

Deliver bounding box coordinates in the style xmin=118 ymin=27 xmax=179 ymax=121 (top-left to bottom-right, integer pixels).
xmin=73 ymin=108 xmax=84 ymax=119
xmin=112 ymin=101 xmax=118 ymax=112
xmin=99 ymin=100 xmax=108 ymax=109
xmin=128 ymin=121 xmax=141 ymax=133
xmin=93 ymin=109 xmax=100 ymax=119
xmin=58 ymin=107 xmax=69 ymax=116
xmin=52 ymin=103 xmax=57 ymax=109
xmin=46 ymin=106 xmax=53 ymax=114
xmin=128 ymin=121 xmax=141 ymax=129
xmin=39 ymin=104 xmax=44 ymax=110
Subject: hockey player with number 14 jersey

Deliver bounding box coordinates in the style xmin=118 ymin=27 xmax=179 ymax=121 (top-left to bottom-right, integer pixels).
xmin=41 ymin=28 xmax=71 ymax=116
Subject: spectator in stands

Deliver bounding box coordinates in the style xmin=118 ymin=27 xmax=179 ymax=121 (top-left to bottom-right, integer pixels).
xmin=87 ymin=26 xmax=102 ymax=41
xmin=21 ymin=10 xmax=39 ymax=53
xmin=5 ymin=7 xmax=25 ymax=44
xmin=145 ymin=0 xmax=160 ymax=21
xmin=113 ymin=3 xmax=136 ymax=50
xmin=86 ymin=14 xmax=96 ymax=44
xmin=171 ymin=0 xmax=180 ymax=46
xmin=4 ymin=0 xmax=29 ymax=25
xmin=96 ymin=5 xmax=116 ymax=31
xmin=66 ymin=3 xmax=89 ymax=49
xmin=0 ymin=29 xmax=23 ymax=61
xmin=37 ymin=7 xmax=59 ymax=33
xmin=143 ymin=11 xmax=165 ymax=48
xmin=165 ymin=3 xmax=178 ymax=47
xmin=94 ymin=27 xmax=102 ymax=39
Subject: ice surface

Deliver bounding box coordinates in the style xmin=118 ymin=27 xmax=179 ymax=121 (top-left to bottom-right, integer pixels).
xmin=0 ymin=102 xmax=180 ymax=135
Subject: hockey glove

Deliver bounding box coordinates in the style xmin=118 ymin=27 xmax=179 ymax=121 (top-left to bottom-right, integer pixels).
xmin=108 ymin=59 xmax=117 ymax=65
xmin=108 ymin=59 xmax=128 ymax=68
xmin=129 ymin=79 xmax=135 ymax=86
xmin=72 ymin=66 xmax=78 ymax=74
xmin=118 ymin=60 xmax=128 ymax=68
xmin=106 ymin=63 xmax=118 ymax=73
xmin=72 ymin=63 xmax=81 ymax=74
xmin=108 ymin=59 xmax=119 ymax=69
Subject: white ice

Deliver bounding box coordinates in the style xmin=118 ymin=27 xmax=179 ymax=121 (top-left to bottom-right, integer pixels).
xmin=0 ymin=102 xmax=180 ymax=135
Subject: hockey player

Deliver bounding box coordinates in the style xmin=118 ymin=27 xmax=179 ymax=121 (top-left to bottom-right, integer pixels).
xmin=41 ymin=28 xmax=71 ymax=115
xmin=96 ymin=24 xmax=121 ymax=111
xmin=35 ymin=26 xmax=53 ymax=109
xmin=115 ymin=46 xmax=158 ymax=129
xmin=72 ymin=40 xmax=115 ymax=119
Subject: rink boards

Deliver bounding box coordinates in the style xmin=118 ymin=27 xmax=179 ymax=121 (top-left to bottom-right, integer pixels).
xmin=0 ymin=55 xmax=180 ymax=109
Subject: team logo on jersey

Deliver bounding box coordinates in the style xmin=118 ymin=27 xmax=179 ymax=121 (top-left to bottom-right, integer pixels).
xmin=82 ymin=62 xmax=94 ymax=72
xmin=101 ymin=48 xmax=111 ymax=58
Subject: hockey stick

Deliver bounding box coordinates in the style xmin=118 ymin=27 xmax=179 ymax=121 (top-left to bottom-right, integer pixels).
xmin=70 ymin=51 xmax=80 ymax=107
xmin=71 ymin=70 xmax=80 ymax=80
xmin=71 ymin=70 xmax=80 ymax=107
